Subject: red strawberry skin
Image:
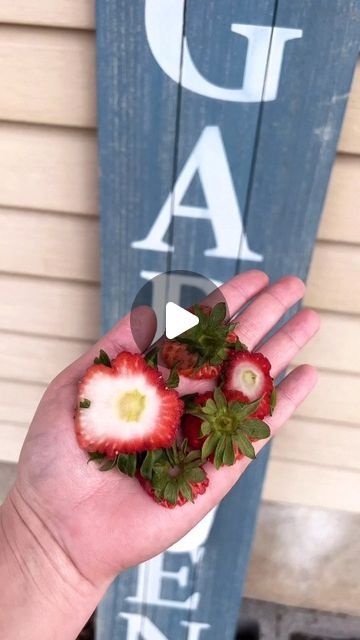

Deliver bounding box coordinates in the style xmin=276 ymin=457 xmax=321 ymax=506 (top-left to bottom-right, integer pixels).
xmin=182 ymin=392 xmax=213 ymax=449
xmin=137 ymin=472 xmax=209 ymax=509
xmin=223 ymin=351 xmax=273 ymax=415
xmin=160 ymin=340 xmax=221 ymax=379
xmin=75 ymin=352 xmax=183 ymax=457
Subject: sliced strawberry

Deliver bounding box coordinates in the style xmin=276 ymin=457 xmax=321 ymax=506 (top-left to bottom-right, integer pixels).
xmin=185 ymin=387 xmax=271 ymax=467
xmin=160 ymin=302 xmax=247 ymax=380
xmin=182 ymin=392 xmax=213 ymax=450
xmin=137 ymin=442 xmax=209 ymax=508
xmin=223 ymin=351 xmax=273 ymax=405
xmin=75 ymin=351 xmax=183 ymax=457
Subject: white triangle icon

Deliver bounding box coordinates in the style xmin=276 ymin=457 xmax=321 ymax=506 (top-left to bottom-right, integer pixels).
xmin=165 ymin=302 xmax=199 ymax=340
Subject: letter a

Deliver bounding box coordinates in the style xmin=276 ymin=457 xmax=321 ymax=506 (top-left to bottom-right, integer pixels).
xmin=132 ymin=126 xmax=262 ymax=262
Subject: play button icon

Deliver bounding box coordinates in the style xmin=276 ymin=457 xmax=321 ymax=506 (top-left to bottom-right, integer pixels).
xmin=165 ymin=302 xmax=199 ymax=339
xmin=130 ymin=269 xmax=227 ymax=351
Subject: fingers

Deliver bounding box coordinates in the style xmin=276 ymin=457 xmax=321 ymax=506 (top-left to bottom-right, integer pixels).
xmin=261 ymin=308 xmax=321 ymax=378
xmin=233 ymin=275 xmax=305 ymax=349
xmin=54 ymin=306 xmax=157 ymax=386
xmin=204 ymin=269 xmax=269 ymax=318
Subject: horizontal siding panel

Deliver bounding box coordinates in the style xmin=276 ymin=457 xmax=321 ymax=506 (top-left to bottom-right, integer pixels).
xmin=292 ymin=311 xmax=360 ymax=374
xmin=263 ymin=459 xmax=360 ymax=513
xmin=338 ymin=61 xmax=360 ymax=155
xmin=0 ymin=313 xmax=358 ymax=391
xmin=0 ymin=1 xmax=94 ymax=29
xmin=0 ymin=275 xmax=100 ymax=340
xmin=3 ymin=214 xmax=360 ymax=318
xmin=0 ymin=208 xmax=100 ymax=282
xmin=0 ymin=26 xmax=96 ymax=127
xmin=0 ymin=123 xmax=98 ymax=215
xmin=305 ymin=242 xmax=360 ymax=314
xmin=0 ymin=332 xmax=90 ymax=386
xmin=0 ymin=125 xmax=357 ymax=233
xmin=318 ymin=155 xmax=360 ymax=244
xmin=0 ymin=380 xmax=45 ymax=424
xmin=272 ymin=417 xmax=360 ymax=471
xmin=0 ymin=423 xmax=28 ymax=463
xmin=295 ymin=369 xmax=360 ymax=426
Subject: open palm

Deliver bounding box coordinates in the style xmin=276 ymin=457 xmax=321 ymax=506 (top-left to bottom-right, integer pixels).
xmin=11 ymin=270 xmax=319 ymax=590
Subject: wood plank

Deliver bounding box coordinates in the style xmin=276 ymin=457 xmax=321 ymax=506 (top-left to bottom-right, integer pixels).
xmin=305 ymin=242 xmax=360 ymax=314
xmin=318 ymin=155 xmax=360 ymax=244
xmin=0 ymin=208 xmax=99 ymax=282
xmin=0 ymin=380 xmax=46 ymax=424
xmin=0 ymin=423 xmax=28 ymax=463
xmin=272 ymin=417 xmax=360 ymax=471
xmin=263 ymin=458 xmax=360 ymax=513
xmin=292 ymin=311 xmax=360 ymax=374
xmin=0 ymin=26 xmax=96 ymax=128
xmin=338 ymin=60 xmax=360 ymax=154
xmin=0 ymin=123 xmax=97 ymax=215
xmin=0 ymin=275 xmax=100 ymax=340
xmin=0 ymin=1 xmax=95 ymax=29
xmin=295 ymin=369 xmax=360 ymax=425
xmin=0 ymin=332 xmax=90 ymax=386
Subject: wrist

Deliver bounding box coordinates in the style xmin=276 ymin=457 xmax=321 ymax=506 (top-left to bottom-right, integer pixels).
xmin=0 ymin=486 xmax=105 ymax=640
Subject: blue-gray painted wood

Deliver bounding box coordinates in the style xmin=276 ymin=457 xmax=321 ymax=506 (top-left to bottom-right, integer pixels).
xmin=95 ymin=1 xmax=360 ymax=638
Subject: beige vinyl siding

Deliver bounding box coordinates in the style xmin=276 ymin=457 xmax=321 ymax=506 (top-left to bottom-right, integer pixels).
xmin=0 ymin=21 xmax=359 ymax=518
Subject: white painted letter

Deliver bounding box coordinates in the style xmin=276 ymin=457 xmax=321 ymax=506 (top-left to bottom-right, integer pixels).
xmin=145 ymin=0 xmax=302 ymax=102
xmin=132 ymin=127 xmax=262 ymax=262
xmin=127 ymin=554 xmax=200 ymax=609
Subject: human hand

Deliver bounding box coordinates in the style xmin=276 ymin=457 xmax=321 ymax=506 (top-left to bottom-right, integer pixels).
xmin=1 ymin=271 xmax=320 ymax=607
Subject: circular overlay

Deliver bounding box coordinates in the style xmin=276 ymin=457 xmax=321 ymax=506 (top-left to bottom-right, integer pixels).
xmin=130 ymin=269 xmax=227 ymax=352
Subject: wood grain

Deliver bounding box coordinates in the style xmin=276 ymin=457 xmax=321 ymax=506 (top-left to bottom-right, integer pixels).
xmin=0 ymin=275 xmax=100 ymax=340
xmin=295 ymin=368 xmax=360 ymax=425
xmin=0 ymin=208 xmax=100 ymax=282
xmin=338 ymin=60 xmax=360 ymax=155
xmin=292 ymin=310 xmax=360 ymax=374
xmin=0 ymin=26 xmax=96 ymax=127
xmin=0 ymin=380 xmax=45 ymax=424
xmin=0 ymin=0 xmax=95 ymax=29
xmin=0 ymin=123 xmax=98 ymax=215
xmin=272 ymin=417 xmax=360 ymax=470
xmin=305 ymin=242 xmax=360 ymax=313
xmin=318 ymin=155 xmax=360 ymax=244
xmin=264 ymin=458 xmax=360 ymax=513
xmin=0 ymin=332 xmax=90 ymax=385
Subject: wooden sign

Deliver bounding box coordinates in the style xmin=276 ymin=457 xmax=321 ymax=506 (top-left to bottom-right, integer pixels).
xmin=95 ymin=1 xmax=360 ymax=638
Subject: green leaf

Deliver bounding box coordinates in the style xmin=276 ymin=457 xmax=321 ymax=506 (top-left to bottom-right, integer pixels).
xmin=179 ymin=481 xmax=193 ymax=503
xmin=163 ymin=482 xmax=178 ymax=505
xmin=223 ymin=436 xmax=235 ymax=466
xmin=87 ymin=451 xmax=105 ymax=463
xmin=270 ymin=388 xmax=277 ymax=415
xmin=185 ymin=450 xmax=202 ymax=463
xmin=144 ymin=347 xmax=158 ymax=368
xmin=127 ymin=454 xmax=137 ymax=477
xmin=99 ymin=457 xmax=117 ymax=471
xmin=93 ymin=349 xmax=111 ymax=367
xmin=184 ymin=467 xmax=206 ymax=483
xmin=241 ymin=419 xmax=270 ymax=440
xmin=213 ymin=386 xmax=226 ymax=410
xmin=80 ymin=398 xmax=91 ymax=409
xmin=235 ymin=433 xmax=256 ymax=459
xmin=140 ymin=451 xmax=154 ymax=480
xmin=200 ymin=421 xmax=211 ymax=436
xmin=209 ymin=302 xmax=227 ymax=326
xmin=167 ymin=366 xmax=179 ymax=389
xmin=202 ymin=399 xmax=217 ymax=415
xmin=214 ymin=435 xmax=226 ymax=469
xmin=232 ymin=397 xmax=261 ymax=419
xmin=201 ymin=432 xmax=220 ymax=459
